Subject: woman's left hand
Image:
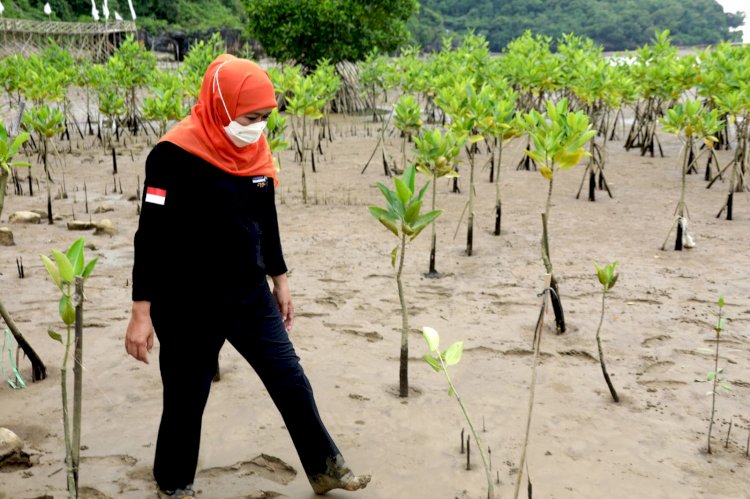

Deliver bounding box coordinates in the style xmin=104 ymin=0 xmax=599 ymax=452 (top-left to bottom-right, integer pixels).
xmin=271 ymin=273 xmax=295 ymax=331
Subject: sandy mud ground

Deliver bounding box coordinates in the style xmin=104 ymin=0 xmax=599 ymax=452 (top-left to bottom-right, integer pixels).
xmin=0 ymin=109 xmax=749 ymax=498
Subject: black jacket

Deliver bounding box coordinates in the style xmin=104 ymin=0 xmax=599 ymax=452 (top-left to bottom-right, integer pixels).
xmin=132 ymin=141 xmax=287 ymax=303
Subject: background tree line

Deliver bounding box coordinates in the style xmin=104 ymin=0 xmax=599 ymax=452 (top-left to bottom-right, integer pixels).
xmin=1 ymin=0 xmax=744 ymax=57
xmin=0 ymin=0 xmax=246 ymax=33
xmin=413 ymin=0 xmax=744 ymax=52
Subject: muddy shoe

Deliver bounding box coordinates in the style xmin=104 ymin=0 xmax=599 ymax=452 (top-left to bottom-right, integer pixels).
xmin=308 ymin=455 xmax=371 ymax=494
xmin=158 ymin=485 xmax=195 ymax=498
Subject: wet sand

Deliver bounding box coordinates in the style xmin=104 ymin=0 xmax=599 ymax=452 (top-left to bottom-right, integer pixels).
xmin=0 ymin=110 xmax=749 ymax=498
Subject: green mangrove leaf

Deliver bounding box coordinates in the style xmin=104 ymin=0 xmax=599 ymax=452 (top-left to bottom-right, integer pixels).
xmin=394 ymin=177 xmax=411 ymax=207
xmin=411 ymin=210 xmax=442 ymax=234
xmin=404 ymin=199 xmax=422 ymax=225
xmin=376 ymin=183 xmax=399 ymax=211
xmin=608 ymin=273 xmax=619 ymax=289
xmin=59 ymin=295 xmax=75 ymax=326
xmin=66 ymin=238 xmax=85 ymax=276
xmin=51 ymin=249 xmax=73 ymax=283
xmin=379 ymin=217 xmax=400 ymax=237
xmin=47 ymin=329 xmax=63 ymax=344
xmin=422 ymin=326 xmax=440 ymax=352
xmin=423 ymin=354 xmax=441 ymax=373
xmin=82 ymin=257 xmax=98 ymax=280
xmin=402 ymin=164 xmax=417 ymax=193
xmin=40 ymin=254 xmax=62 ymax=290
xmin=444 ymin=341 xmax=464 ymax=366
xmin=594 ymin=263 xmax=607 ymax=286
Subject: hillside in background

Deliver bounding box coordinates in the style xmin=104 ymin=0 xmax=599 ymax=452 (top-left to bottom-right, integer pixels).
xmin=412 ymin=0 xmax=745 ymax=51
xmin=1 ymin=0 xmax=744 ymax=52
xmin=0 ymin=0 xmax=246 ymax=33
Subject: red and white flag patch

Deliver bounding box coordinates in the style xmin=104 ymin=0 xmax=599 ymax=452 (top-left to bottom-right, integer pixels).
xmin=145 ymin=187 xmax=167 ymax=205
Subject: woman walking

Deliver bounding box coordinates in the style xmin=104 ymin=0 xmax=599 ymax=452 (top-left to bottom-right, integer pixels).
xmin=125 ymin=54 xmax=370 ymax=497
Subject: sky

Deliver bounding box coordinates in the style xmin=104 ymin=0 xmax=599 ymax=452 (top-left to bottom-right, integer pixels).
xmin=716 ymin=0 xmax=749 ymax=42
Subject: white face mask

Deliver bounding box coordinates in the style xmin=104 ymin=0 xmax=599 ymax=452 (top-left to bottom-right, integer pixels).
xmin=213 ymin=61 xmax=266 ymax=147
xmin=224 ymin=120 xmax=267 ymax=147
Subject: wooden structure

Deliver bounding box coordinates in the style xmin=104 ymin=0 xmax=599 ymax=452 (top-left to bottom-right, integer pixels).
xmin=0 ymin=17 xmax=137 ymax=60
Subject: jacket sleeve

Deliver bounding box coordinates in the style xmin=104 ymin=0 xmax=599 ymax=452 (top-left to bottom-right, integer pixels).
xmin=259 ymin=183 xmax=288 ymax=277
xmin=131 ymin=145 xmax=177 ymax=301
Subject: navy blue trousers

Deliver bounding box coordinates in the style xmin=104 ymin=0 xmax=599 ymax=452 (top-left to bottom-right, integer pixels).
xmin=150 ymin=281 xmax=340 ymax=491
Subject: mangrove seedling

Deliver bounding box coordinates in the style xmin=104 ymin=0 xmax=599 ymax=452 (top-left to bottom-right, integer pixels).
xmin=476 ymin=92 xmax=517 ymax=236
xmin=711 ymin=90 xmax=750 ymax=220
xmin=414 ymin=128 xmax=465 ymax=277
xmin=0 ymin=122 xmax=46 ymax=381
xmin=106 ymin=35 xmax=156 ymax=135
xmin=368 ymin=165 xmax=441 ymax=397
xmin=142 ymin=75 xmax=187 ymax=138
xmin=659 ymin=100 xmax=723 ymax=251
xmin=393 ymin=94 xmax=423 ymax=173
xmin=266 ymin=108 xmax=290 ymax=171
xmin=571 ymin=58 xmax=625 ymax=201
xmin=22 ymin=104 xmax=65 ymax=224
xmin=0 ymin=121 xmax=30 ymax=218
xmin=522 ymin=98 xmax=596 ymax=333
xmin=706 ymin=295 xmax=732 ymax=454
xmin=41 ymin=237 xmax=98 ymax=497
xmin=359 ymin=50 xmax=390 ymax=122
xmin=594 ymin=260 xmax=620 ymax=402
xmin=286 ymin=76 xmax=325 ymax=203
xmin=436 ymin=80 xmax=486 ymax=256
xmin=422 ymin=326 xmax=493 ymax=499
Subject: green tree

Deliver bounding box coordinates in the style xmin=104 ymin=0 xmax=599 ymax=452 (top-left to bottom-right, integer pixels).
xmin=243 ymin=0 xmax=419 ymax=68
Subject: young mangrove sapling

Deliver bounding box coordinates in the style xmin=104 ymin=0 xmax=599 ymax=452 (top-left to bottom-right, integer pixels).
xmin=393 ymin=94 xmax=422 ymax=173
xmin=22 ymin=104 xmax=65 ymax=224
xmin=521 ymin=98 xmax=596 ymax=333
xmin=659 ymin=100 xmax=724 ymax=250
xmin=421 ymin=326 xmax=494 ymax=499
xmin=706 ymin=295 xmax=732 ymax=454
xmin=287 ymin=76 xmax=325 ymax=203
xmin=594 ymin=260 xmax=620 ymax=402
xmin=368 ymin=165 xmax=441 ymax=397
xmin=414 ymin=128 xmax=464 ymax=277
xmin=476 ymin=95 xmax=517 ymax=236
xmin=41 ymin=237 xmax=98 ymax=497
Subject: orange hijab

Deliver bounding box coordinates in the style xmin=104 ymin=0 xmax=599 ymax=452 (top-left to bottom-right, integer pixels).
xmin=160 ymin=54 xmax=279 ymax=182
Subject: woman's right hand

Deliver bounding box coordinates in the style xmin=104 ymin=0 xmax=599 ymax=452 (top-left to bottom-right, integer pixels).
xmin=125 ymin=301 xmax=154 ymax=364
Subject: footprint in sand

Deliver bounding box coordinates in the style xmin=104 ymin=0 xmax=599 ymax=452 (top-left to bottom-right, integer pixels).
xmin=641 ymin=334 xmax=671 ymax=347
xmin=198 ymin=454 xmax=297 ymax=486
xmin=241 ymin=492 xmax=288 ymax=499
xmin=78 ymin=487 xmax=113 ymax=499
xmin=636 ymin=360 xmax=686 ymax=386
xmin=80 ymin=454 xmax=138 ymax=466
xmin=323 ymin=322 xmax=383 ymax=342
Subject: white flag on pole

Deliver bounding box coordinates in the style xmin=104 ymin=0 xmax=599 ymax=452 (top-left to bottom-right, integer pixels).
xmin=127 ymin=0 xmax=136 ymax=21
xmin=91 ymin=0 xmax=100 ymax=21
xmin=43 ymin=2 xmax=52 ymax=16
xmin=0 ymin=1 xmax=5 ymax=15
xmin=103 ymin=0 xmax=109 ymax=20
xmin=114 ymin=11 xmax=123 ymax=21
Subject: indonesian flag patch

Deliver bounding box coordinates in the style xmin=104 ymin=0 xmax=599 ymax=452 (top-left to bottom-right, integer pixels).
xmin=145 ymin=186 xmax=167 ymax=205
